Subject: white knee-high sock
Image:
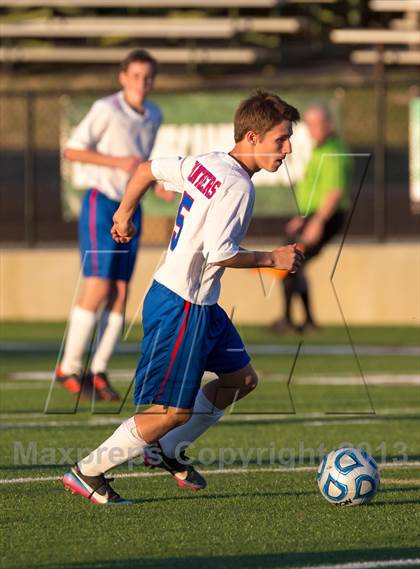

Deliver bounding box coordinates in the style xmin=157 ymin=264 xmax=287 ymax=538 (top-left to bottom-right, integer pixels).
xmin=90 ymin=310 xmax=124 ymax=374
xmin=61 ymin=306 xmax=97 ymax=375
xmin=78 ymin=416 xmax=146 ymax=476
xmin=159 ymin=389 xmax=224 ymax=458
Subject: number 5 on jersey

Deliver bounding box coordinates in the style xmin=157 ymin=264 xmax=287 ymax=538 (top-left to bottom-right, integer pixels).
xmin=170 ymin=192 xmax=194 ymax=251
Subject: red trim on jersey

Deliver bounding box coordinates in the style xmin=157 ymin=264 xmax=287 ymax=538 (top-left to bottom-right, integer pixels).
xmin=89 ymin=188 xmax=99 ymax=275
xmin=156 ymin=300 xmax=191 ymax=401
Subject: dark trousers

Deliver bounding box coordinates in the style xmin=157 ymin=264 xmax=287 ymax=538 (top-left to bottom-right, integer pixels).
xmin=282 ymin=210 xmax=346 ymax=326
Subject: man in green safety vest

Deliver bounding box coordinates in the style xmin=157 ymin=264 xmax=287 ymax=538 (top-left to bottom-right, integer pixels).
xmin=271 ymin=104 xmax=352 ymax=334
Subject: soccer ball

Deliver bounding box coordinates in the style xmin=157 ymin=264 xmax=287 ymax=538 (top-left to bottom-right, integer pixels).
xmin=317 ymin=447 xmax=380 ymax=506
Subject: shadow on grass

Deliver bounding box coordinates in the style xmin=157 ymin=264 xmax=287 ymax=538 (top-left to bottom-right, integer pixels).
xmin=125 ymin=485 xmax=419 ymax=506
xmin=126 ymin=489 xmax=317 ymax=505
xmin=370 ymin=498 xmax=420 ymax=507
xmin=40 ymin=547 xmax=420 ymax=569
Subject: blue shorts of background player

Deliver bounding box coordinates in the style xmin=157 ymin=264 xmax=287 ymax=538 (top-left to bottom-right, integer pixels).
xmin=79 ymin=188 xmax=142 ymax=282
xmin=134 ymin=280 xmax=251 ymax=410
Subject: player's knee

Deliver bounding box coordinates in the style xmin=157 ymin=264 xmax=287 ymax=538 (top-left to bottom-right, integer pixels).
xmin=108 ymin=281 xmax=128 ymax=311
xmin=165 ymin=410 xmax=191 ymax=428
xmin=115 ymin=285 xmax=128 ymax=303
xmin=244 ymin=371 xmax=258 ymax=392
xmin=96 ymin=281 xmax=112 ymax=302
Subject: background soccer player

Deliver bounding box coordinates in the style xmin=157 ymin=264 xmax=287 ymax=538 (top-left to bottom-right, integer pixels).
xmin=63 ymin=91 xmax=304 ymax=504
xmin=271 ymin=104 xmax=351 ymax=334
xmin=57 ymin=49 xmax=166 ymax=401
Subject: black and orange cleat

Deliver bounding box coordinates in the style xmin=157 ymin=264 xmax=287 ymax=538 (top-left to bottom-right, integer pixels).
xmin=55 ymin=366 xmax=98 ymax=401
xmin=89 ymin=372 xmax=121 ymax=401
xmin=56 ymin=366 xmax=84 ymax=395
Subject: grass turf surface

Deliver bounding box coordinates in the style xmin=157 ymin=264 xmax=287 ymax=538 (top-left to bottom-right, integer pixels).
xmin=0 ymin=324 xmax=419 ymax=569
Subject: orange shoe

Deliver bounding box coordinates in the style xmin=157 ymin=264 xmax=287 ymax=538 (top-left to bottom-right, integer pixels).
xmin=55 ymin=366 xmax=84 ymax=395
xmin=89 ymin=372 xmax=121 ymax=401
xmin=56 ymin=366 xmax=99 ymax=401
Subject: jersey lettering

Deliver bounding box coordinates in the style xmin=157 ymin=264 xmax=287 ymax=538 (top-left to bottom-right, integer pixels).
xmin=187 ymin=160 xmax=221 ymax=199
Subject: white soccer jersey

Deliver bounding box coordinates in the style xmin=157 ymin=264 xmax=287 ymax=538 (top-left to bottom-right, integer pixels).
xmin=66 ymin=91 xmax=162 ymax=201
xmin=151 ymin=151 xmax=255 ymax=305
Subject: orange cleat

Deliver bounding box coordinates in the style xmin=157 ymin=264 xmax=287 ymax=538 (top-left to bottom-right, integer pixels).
xmin=88 ymin=372 xmax=121 ymax=401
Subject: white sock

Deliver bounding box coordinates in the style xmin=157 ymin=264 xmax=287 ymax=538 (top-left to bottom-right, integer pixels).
xmin=60 ymin=306 xmax=97 ymax=375
xmin=159 ymin=389 xmax=224 ymax=458
xmin=90 ymin=310 xmax=124 ymax=374
xmin=78 ymin=416 xmax=146 ymax=476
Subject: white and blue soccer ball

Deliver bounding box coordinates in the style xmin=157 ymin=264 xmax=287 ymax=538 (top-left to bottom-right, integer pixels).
xmin=317 ymin=447 xmax=380 ymax=506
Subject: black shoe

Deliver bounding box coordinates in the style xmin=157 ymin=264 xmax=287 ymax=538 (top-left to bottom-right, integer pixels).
xmin=89 ymin=372 xmax=121 ymax=401
xmin=269 ymin=319 xmax=299 ymax=335
xmin=300 ymin=321 xmax=321 ymax=335
xmin=144 ymin=442 xmax=207 ymax=491
xmin=63 ymin=464 xmax=133 ymax=505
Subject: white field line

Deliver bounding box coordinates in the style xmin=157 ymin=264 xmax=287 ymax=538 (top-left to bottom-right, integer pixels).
xmin=0 ymin=418 xmax=388 ymax=429
xmin=302 ymin=419 xmax=388 ymax=426
xmin=0 ymin=418 xmax=123 ymax=429
xmin=7 ymin=371 xmax=420 ymax=385
xmin=262 ymin=374 xmax=420 ymax=386
xmin=1 ymin=461 xmax=420 ymax=485
xmin=382 ymin=479 xmax=420 ymax=485
xmin=0 ymin=384 xmax=51 ymax=390
xmin=2 ymin=342 xmax=420 ymax=356
xmin=2 ymin=409 xmax=420 ymax=429
xmin=9 ymin=370 xmax=135 ymax=382
xmin=293 ymin=559 xmax=420 ymax=569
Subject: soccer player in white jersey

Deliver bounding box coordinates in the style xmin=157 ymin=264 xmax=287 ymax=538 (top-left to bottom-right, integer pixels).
xmin=57 ymin=49 xmax=166 ymax=401
xmin=63 ymin=91 xmax=303 ymax=503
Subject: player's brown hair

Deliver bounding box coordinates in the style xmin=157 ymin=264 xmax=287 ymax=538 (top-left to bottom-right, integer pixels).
xmin=120 ymin=49 xmax=157 ymax=76
xmin=234 ymin=90 xmax=300 ymax=142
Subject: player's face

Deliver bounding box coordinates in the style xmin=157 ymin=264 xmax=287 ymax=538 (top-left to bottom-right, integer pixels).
xmin=119 ymin=62 xmax=155 ymax=103
xmin=255 ymin=121 xmax=293 ymax=172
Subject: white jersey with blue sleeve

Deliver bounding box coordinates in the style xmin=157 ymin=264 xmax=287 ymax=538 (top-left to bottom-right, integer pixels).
xmin=66 ymin=91 xmax=162 ymax=201
xmin=151 ymin=151 xmax=255 ymax=305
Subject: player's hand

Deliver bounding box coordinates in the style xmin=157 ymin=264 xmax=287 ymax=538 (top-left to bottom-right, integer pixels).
xmin=118 ymin=155 xmax=143 ymax=175
xmin=111 ymin=212 xmax=136 ymax=243
xmin=154 ymin=183 xmax=175 ymax=203
xmin=285 ymin=215 xmax=304 ymax=237
xmin=271 ymin=244 xmax=305 ymax=273
xmin=302 ymin=214 xmax=324 ymax=247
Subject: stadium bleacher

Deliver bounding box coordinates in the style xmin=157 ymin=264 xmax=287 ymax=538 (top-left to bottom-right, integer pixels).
xmin=0 ymin=46 xmax=265 ymax=64
xmin=0 ymin=16 xmax=304 ymax=38
xmin=0 ymin=0 xmax=326 ymax=65
xmin=0 ymin=0 xmax=336 ymax=6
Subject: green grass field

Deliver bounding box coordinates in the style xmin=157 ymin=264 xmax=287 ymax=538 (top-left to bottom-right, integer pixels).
xmin=1 ymin=323 xmax=419 ymax=569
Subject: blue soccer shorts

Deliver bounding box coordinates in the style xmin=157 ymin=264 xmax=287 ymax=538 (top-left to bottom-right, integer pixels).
xmin=79 ymin=188 xmax=142 ymax=282
xmin=133 ymin=280 xmax=251 ymax=409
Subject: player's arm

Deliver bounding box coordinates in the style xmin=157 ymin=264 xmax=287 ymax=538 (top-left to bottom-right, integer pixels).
xmin=303 ymin=149 xmax=348 ymax=244
xmin=63 ymin=148 xmax=143 ymax=174
xmin=214 ymin=245 xmax=304 ymax=272
xmin=314 ymin=189 xmax=342 ymax=223
xmin=64 ymin=100 xmax=143 ymax=174
xmin=204 ymin=184 xmax=304 ymax=272
xmin=153 ymin=182 xmax=176 ymax=202
xmin=302 ymin=189 xmax=342 ymax=247
xmin=111 ymin=161 xmax=156 ymax=243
